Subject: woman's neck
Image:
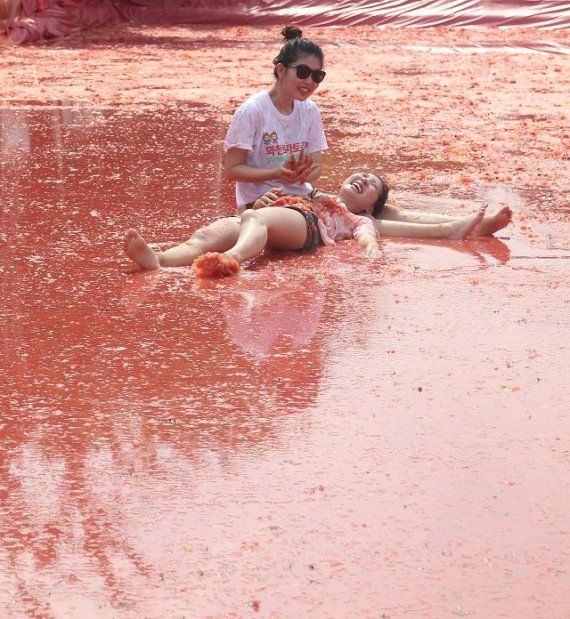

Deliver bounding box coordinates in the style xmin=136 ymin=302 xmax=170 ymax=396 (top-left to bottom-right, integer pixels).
xmin=268 ymin=85 xmax=294 ymax=115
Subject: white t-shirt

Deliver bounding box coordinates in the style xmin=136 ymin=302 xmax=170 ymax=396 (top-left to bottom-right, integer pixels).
xmin=223 ymin=90 xmax=328 ymax=211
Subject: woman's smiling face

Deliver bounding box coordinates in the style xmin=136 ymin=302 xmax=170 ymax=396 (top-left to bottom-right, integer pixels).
xmin=338 ymin=172 xmax=384 ymax=214
xmin=280 ymin=54 xmax=324 ymax=101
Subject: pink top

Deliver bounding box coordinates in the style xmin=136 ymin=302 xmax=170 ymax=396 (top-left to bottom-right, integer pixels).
xmin=273 ymin=195 xmax=378 ymax=246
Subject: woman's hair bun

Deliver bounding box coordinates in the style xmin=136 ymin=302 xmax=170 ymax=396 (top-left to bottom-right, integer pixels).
xmin=281 ymin=25 xmax=303 ymax=41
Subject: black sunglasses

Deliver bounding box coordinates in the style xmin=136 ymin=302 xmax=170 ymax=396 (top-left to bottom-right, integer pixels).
xmin=288 ymin=63 xmax=326 ymax=84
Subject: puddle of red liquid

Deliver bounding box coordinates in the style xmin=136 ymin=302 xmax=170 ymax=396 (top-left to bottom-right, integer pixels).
xmin=2 ymin=26 xmax=570 ymax=619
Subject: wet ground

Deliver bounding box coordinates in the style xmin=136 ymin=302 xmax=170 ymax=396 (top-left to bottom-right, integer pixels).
xmin=1 ymin=23 xmax=570 ymax=619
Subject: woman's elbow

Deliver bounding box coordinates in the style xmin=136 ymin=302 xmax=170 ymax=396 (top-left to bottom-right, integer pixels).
xmin=224 ymin=162 xmax=239 ymax=180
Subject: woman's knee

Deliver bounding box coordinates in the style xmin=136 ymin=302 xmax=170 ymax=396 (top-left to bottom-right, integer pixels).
xmin=240 ymin=209 xmax=263 ymax=225
xmin=186 ymin=227 xmax=210 ymax=247
xmin=187 ymin=217 xmax=239 ymax=248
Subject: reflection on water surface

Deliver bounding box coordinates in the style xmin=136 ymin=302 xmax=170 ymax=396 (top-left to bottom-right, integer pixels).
xmin=1 ymin=101 xmax=569 ymax=618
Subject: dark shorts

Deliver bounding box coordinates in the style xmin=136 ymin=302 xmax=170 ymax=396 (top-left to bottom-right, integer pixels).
xmin=286 ymin=206 xmax=322 ymax=251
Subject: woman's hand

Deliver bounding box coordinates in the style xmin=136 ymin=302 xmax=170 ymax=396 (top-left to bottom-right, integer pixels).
xmin=225 ymin=146 xmax=322 ymax=185
xmin=363 ymin=243 xmax=380 ymax=259
xmin=358 ymin=234 xmax=380 ymax=259
xmin=252 ymin=187 xmax=283 ymax=209
xmin=274 ymin=166 xmax=303 ymax=184
xmin=284 ymin=149 xmax=317 ymax=184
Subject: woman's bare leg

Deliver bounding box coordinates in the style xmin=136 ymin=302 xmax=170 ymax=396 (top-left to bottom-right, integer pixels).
xmin=376 ymin=206 xmax=487 ymax=240
xmin=159 ymin=217 xmax=241 ymax=266
xmin=227 ymin=208 xmax=308 ymax=262
xmin=381 ymin=204 xmax=454 ymax=224
xmin=124 ymin=217 xmax=241 ymax=270
xmin=194 ymin=208 xmax=308 ymax=277
xmin=380 ymin=204 xmax=511 ymax=236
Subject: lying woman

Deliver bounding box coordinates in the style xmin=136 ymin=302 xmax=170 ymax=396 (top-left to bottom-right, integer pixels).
xmin=124 ymin=170 xmax=489 ymax=278
xmin=253 ymin=171 xmax=512 ymax=237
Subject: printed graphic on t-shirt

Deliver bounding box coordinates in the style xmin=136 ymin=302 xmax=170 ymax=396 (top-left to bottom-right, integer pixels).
xmin=262 ymin=131 xmax=279 ymax=145
xmin=262 ymin=131 xmax=308 ymax=165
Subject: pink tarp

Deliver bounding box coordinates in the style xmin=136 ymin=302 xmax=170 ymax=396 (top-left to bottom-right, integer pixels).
xmin=3 ymin=1 xmax=570 ymax=44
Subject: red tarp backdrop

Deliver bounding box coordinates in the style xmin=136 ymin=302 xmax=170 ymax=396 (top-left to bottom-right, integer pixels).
xmin=3 ymin=1 xmax=570 ymax=44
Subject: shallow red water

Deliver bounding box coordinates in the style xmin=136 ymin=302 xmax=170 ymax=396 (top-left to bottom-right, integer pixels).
xmin=1 ymin=23 xmax=570 ymax=619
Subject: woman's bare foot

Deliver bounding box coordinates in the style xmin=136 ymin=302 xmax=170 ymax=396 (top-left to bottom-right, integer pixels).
xmin=194 ymin=252 xmax=240 ymax=278
xmin=446 ymin=205 xmax=488 ymax=240
xmin=124 ymin=229 xmax=161 ymax=270
xmin=472 ymin=205 xmax=512 ymax=236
